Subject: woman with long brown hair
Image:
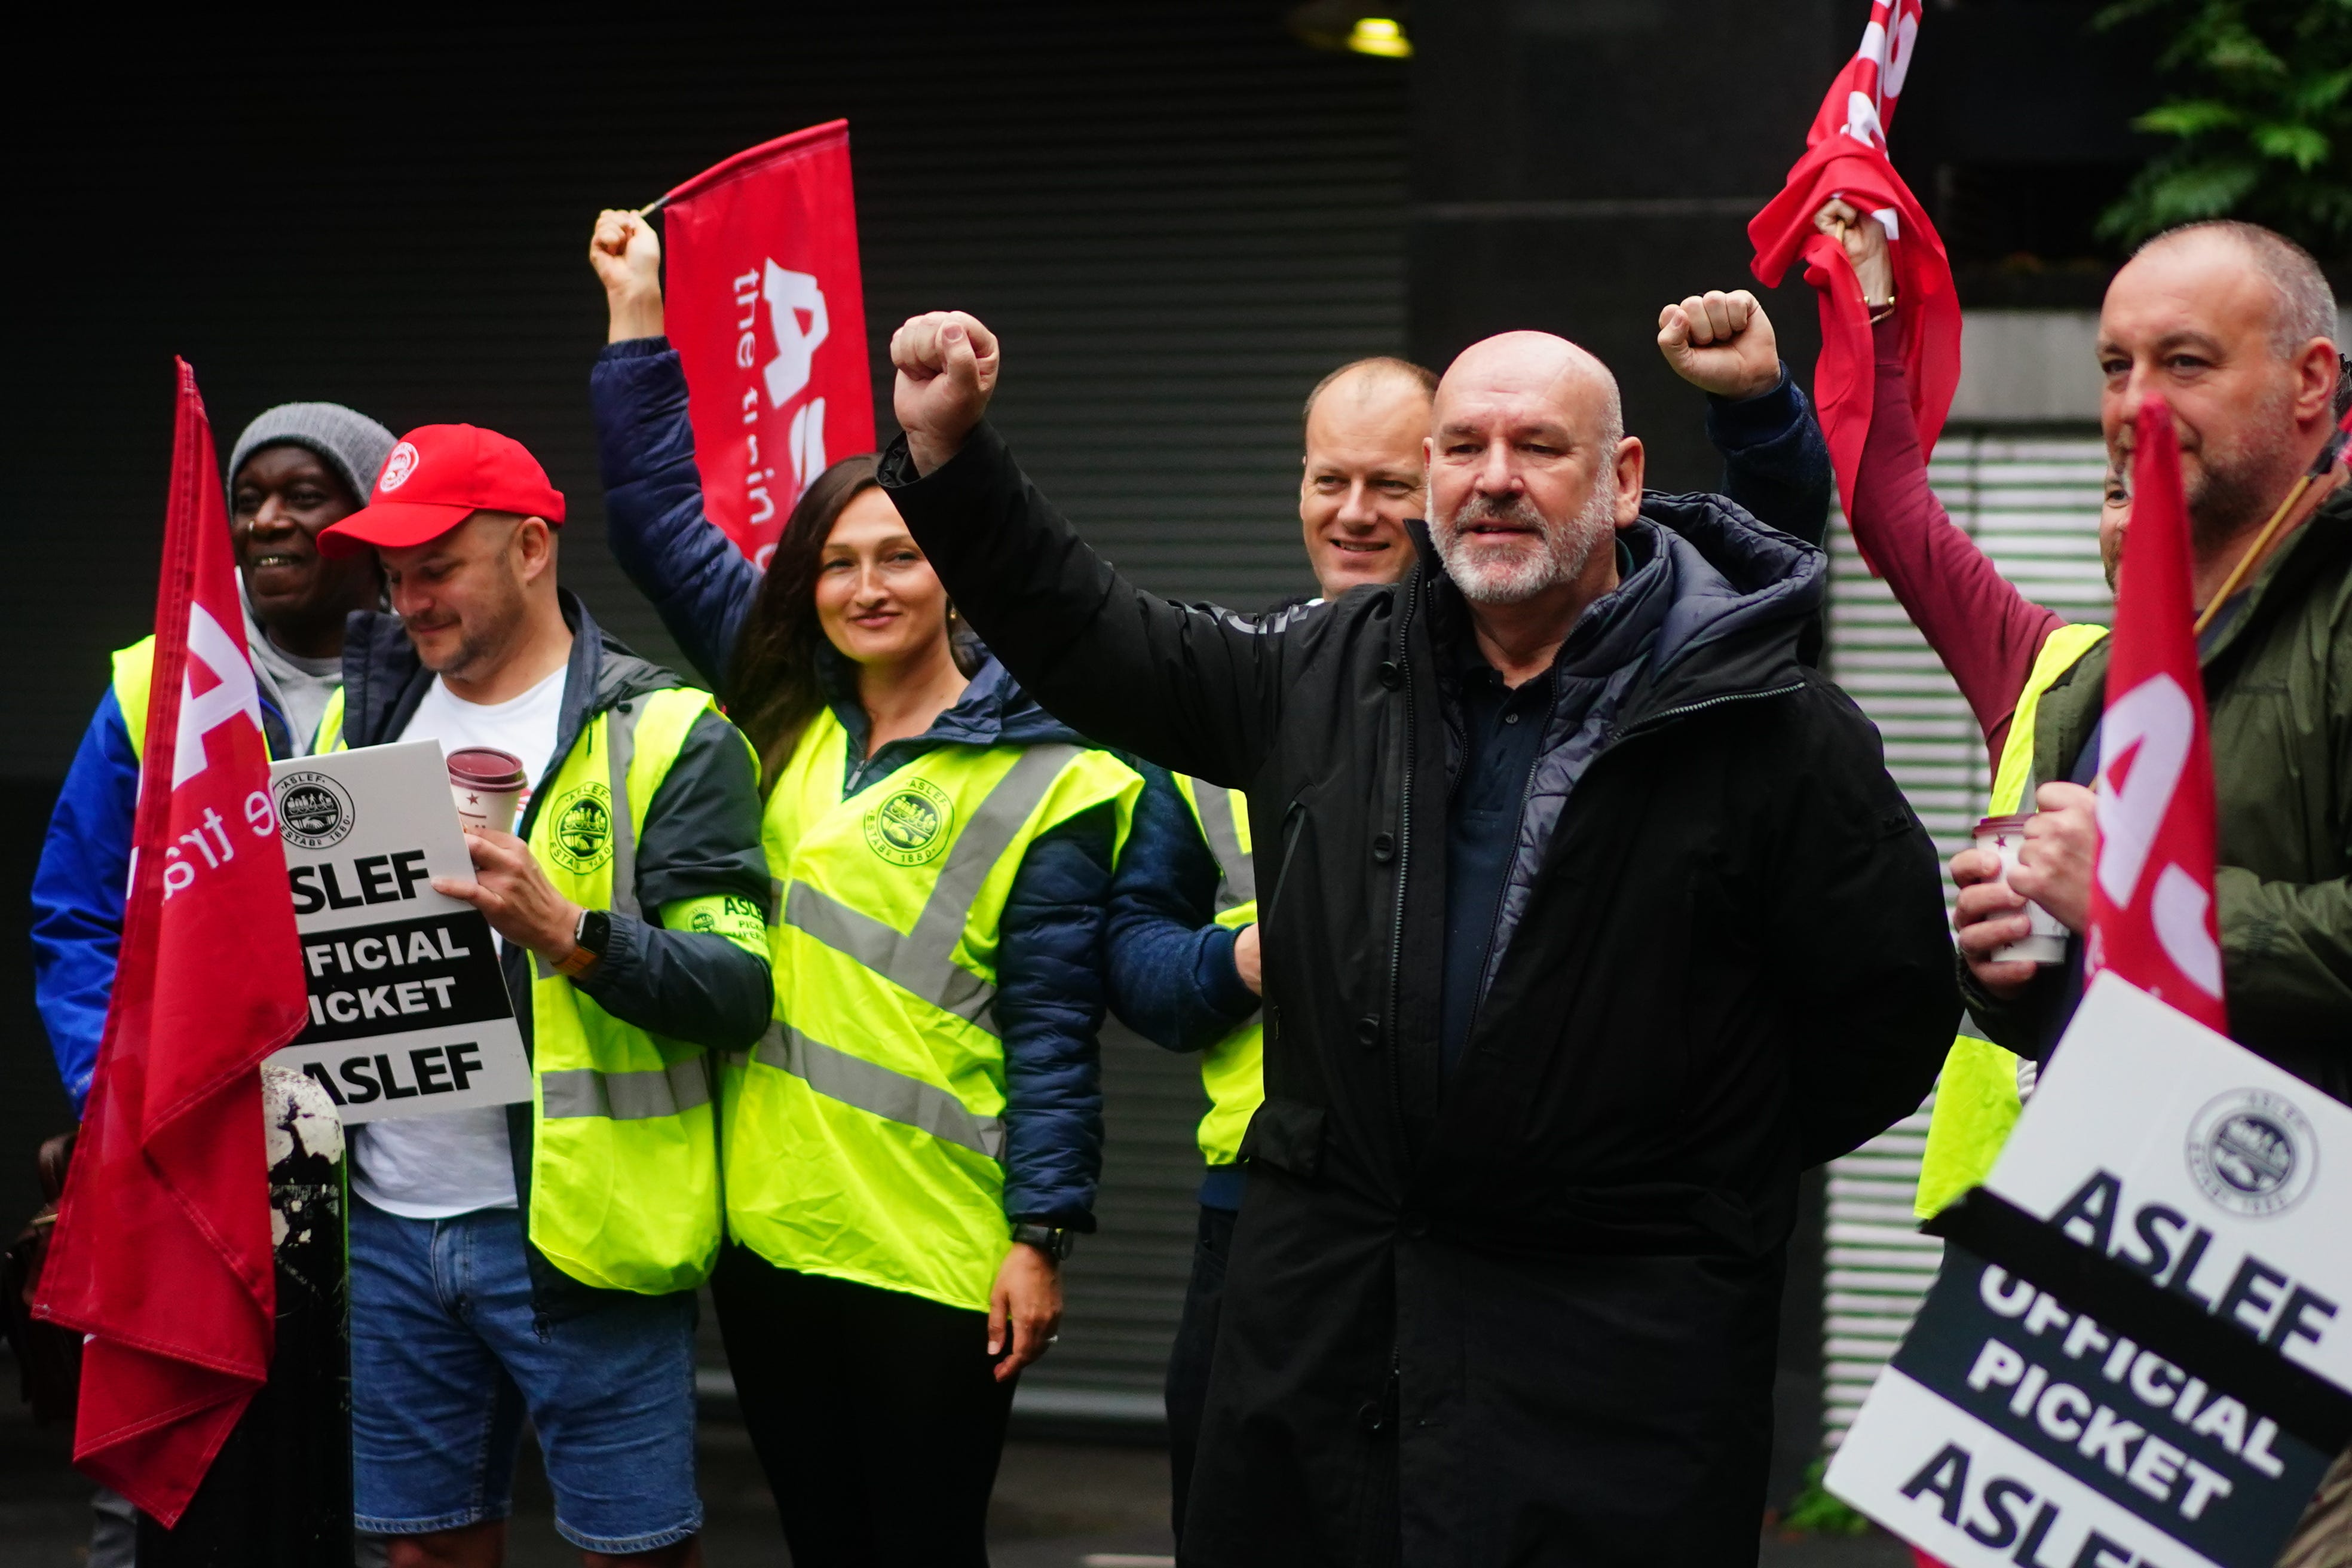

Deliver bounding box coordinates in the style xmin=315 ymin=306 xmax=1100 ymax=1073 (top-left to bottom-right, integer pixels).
xmin=589 ymin=219 xmax=1141 ymax=1567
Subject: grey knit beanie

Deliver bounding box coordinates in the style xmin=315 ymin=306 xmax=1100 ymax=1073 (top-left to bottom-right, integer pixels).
xmin=226 ymin=402 xmax=399 ymax=508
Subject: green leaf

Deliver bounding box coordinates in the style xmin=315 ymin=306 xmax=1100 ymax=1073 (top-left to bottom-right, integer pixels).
xmin=2134 ymin=98 xmax=2244 ymax=137
xmin=2253 ymin=121 xmax=2333 ymax=167
xmin=2287 ymin=66 xmax=2352 ymax=115
xmin=2144 ymin=158 xmax=2269 ymax=219
xmin=2201 ymin=23 xmax=2289 ymax=78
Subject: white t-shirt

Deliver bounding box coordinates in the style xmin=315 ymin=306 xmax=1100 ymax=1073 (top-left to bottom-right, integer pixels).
xmin=353 ymin=664 xmax=567 ymax=1220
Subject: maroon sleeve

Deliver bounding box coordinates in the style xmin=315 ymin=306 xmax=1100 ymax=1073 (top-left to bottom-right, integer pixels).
xmin=1848 ymin=318 xmax=2069 ymax=770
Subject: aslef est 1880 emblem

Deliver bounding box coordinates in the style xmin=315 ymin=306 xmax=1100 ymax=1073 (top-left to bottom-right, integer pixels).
xmin=276 ymin=771 xmax=357 ymax=850
xmin=547 ymin=783 xmax=615 ymax=875
xmin=2186 ymin=1088 xmax=2318 ymax=1218
xmin=864 ymin=777 xmax=954 ymax=867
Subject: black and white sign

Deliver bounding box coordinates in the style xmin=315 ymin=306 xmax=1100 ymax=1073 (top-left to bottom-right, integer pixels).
xmin=1986 ymin=974 xmax=2350 ymax=1396
xmin=1828 ymin=974 xmax=2351 ymax=1567
xmin=1830 ymin=1248 xmax=2330 ymax=1568
xmin=266 ymin=742 xmax=531 ymax=1123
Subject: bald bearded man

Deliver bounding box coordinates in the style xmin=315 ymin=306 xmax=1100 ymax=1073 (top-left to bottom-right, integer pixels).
xmin=1120 ymin=310 xmax=1838 ymax=1549
xmin=879 ymin=311 xmax=1956 ymax=1564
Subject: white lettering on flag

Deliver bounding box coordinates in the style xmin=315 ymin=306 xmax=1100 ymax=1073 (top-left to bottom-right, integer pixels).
xmin=789 ymin=396 xmax=827 ymax=496
xmin=2153 ymin=863 xmax=2224 ymax=997
xmin=2096 ymin=673 xmax=2193 ymax=908
xmin=172 ymin=604 xmax=263 ymax=789
xmin=760 ymin=261 xmax=830 ymax=411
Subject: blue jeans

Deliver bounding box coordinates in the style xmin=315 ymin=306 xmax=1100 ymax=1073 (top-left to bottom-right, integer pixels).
xmin=350 ymin=1198 xmax=702 ymax=1554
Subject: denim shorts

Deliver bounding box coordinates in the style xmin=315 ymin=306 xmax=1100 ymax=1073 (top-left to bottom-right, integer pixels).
xmin=350 ymin=1198 xmax=702 ymax=1554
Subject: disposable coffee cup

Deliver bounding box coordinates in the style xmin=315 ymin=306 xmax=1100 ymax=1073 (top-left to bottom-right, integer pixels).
xmin=448 ymin=748 xmax=528 ymax=836
xmin=1973 ymin=814 xmax=2068 ymax=964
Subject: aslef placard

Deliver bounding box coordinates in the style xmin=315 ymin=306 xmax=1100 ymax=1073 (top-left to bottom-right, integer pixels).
xmin=1986 ymin=973 xmax=2350 ymax=1398
xmin=1829 ymin=1247 xmax=2332 ymax=1568
xmin=265 ymin=741 xmax=531 ymax=1122
xmin=1827 ymin=972 xmax=2351 ymax=1566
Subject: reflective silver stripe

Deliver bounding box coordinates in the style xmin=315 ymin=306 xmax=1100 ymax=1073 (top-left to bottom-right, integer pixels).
xmin=757 ymin=1021 xmax=1004 ymax=1160
xmin=1188 ymin=778 xmax=1254 ymax=911
xmin=783 ymin=745 xmax=1082 ymax=1034
xmin=607 ymin=705 xmax=642 ymax=919
xmin=540 ymin=1056 xmax=712 ymax=1120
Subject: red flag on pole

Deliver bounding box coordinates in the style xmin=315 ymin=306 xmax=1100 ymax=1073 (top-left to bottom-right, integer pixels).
xmin=657 ymin=120 xmax=875 ymax=569
xmin=34 ymin=361 xmax=310 ymax=1524
xmin=1747 ymin=0 xmax=1960 ymax=531
xmin=2084 ymin=399 xmax=2228 ymax=1033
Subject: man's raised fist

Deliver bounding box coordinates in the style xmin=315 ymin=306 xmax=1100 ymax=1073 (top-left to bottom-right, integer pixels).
xmin=590 ymin=209 xmax=664 ymax=344
xmin=1656 ymin=289 xmax=1781 ymax=402
xmin=891 ymin=311 xmax=1000 ymax=476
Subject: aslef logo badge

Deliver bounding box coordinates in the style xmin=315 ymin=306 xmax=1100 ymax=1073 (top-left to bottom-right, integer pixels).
xmin=378 ymin=440 xmax=421 ymax=493
xmin=547 ymin=783 xmax=614 ymax=875
xmin=276 ymin=770 xmax=357 ymax=850
xmin=2186 ymin=1088 xmax=2318 ymax=1218
xmin=865 ymin=777 xmax=954 ymax=867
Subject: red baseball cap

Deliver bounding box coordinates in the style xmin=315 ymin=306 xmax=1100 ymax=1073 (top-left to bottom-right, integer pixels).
xmin=316 ymin=423 xmax=566 ymax=557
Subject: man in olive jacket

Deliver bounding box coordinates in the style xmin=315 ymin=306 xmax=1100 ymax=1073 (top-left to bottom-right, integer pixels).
xmin=1955 ymin=223 xmax=2352 ymax=1107
xmin=879 ymin=311 xmax=1958 ymax=1564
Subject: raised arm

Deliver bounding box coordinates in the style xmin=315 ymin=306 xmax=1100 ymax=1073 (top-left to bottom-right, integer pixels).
xmin=880 ymin=311 xmax=1300 ymax=787
xmin=587 ymin=210 xmax=764 ymax=694
xmin=1823 ymin=203 xmax=2070 ymax=768
xmin=1658 ymin=289 xmax=1833 ymax=550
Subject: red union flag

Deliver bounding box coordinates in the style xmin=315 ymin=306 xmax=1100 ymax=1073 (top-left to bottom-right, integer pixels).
xmin=2085 ymin=399 xmax=2228 ymax=1033
xmin=660 ymin=120 xmax=875 ymax=567
xmin=35 ymin=361 xmax=309 ymax=1523
xmin=1748 ymin=0 xmax=1960 ymax=535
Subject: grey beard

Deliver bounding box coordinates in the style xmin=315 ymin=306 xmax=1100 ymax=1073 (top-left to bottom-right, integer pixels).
xmin=1434 ymin=486 xmax=1616 ymax=606
xmin=2186 ymin=387 xmax=2302 ymax=550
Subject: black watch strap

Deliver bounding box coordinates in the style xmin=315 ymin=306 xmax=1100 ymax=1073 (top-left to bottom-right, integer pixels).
xmin=1011 ymin=1223 xmax=1073 ymax=1261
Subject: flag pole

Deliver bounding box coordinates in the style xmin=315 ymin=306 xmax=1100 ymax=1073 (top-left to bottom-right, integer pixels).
xmin=2191 ymin=407 xmax=2352 ymax=636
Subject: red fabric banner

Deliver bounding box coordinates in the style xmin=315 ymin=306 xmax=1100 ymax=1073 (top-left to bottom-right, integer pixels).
xmin=34 ymin=361 xmax=310 ymax=1524
xmin=660 ymin=120 xmax=875 ymax=568
xmin=2085 ymin=399 xmax=2228 ymax=1034
xmin=1748 ymin=0 xmax=1960 ymax=537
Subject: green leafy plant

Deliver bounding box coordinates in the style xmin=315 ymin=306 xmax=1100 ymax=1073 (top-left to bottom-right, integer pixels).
xmin=2094 ymin=0 xmax=2352 ymax=255
xmin=1778 ymin=1457 xmax=1875 ymax=1538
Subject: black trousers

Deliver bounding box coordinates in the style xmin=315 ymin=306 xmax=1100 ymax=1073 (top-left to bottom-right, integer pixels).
xmin=712 ymin=1245 xmax=1016 ymax=1567
xmin=1162 ymin=1202 xmax=1236 ymax=1547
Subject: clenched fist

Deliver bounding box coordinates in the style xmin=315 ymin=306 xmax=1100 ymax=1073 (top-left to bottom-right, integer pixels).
xmin=891 ymin=311 xmax=1000 ymax=476
xmin=1656 ymin=289 xmax=1781 ymax=401
xmin=590 ymin=209 xmax=664 ymax=343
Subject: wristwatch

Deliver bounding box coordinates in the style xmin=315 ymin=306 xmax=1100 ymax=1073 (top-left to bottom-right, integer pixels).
xmin=553 ymin=908 xmax=610 ymax=979
xmin=1012 ymin=1223 xmax=1074 ymax=1262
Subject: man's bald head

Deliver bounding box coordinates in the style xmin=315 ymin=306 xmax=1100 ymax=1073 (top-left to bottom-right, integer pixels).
xmin=2132 ymin=221 xmax=2336 ymax=360
xmin=1303 ymin=356 xmax=1438 ymax=431
xmin=1425 ymin=331 xmax=1642 ymax=610
xmin=1435 ymin=332 xmax=1626 ymax=454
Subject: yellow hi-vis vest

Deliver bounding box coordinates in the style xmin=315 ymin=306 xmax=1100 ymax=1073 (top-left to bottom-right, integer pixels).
xmin=1913 ymin=621 xmax=2110 ymax=1219
xmin=113 ymin=637 xmax=161 ymax=759
xmin=317 ymin=682 xmax=745 ymax=1293
xmin=1174 ymin=775 xmax=1263 ymax=1168
xmin=725 ymin=708 xmax=1143 ymax=1313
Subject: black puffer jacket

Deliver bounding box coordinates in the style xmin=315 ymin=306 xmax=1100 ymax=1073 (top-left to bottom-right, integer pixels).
xmin=883 ymin=423 xmax=1957 ymax=1566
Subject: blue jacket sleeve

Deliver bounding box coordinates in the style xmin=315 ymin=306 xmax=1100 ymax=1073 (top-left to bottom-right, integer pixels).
xmin=1105 ymin=763 xmax=1261 ymax=1052
xmin=1707 ymin=365 xmax=1833 ymax=551
xmin=32 ymin=688 xmax=141 ymax=1111
xmin=590 ymin=336 xmax=764 ymax=697
xmin=994 ymin=802 xmax=1117 ymax=1230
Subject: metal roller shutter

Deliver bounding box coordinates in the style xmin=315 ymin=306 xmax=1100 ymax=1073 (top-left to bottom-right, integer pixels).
xmin=1821 ymin=428 xmax=2112 ymax=1449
